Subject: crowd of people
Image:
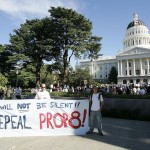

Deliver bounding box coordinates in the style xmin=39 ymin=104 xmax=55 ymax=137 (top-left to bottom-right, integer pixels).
xmin=0 ymin=82 xmax=150 ymax=100
xmin=84 ymin=84 xmax=150 ymax=96
xmin=0 ymin=86 xmax=22 ymax=100
xmin=0 ymin=83 xmax=51 ymax=100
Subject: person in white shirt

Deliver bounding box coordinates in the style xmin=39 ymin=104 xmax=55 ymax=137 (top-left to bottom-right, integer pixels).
xmin=139 ymin=87 xmax=146 ymax=95
xmin=35 ymin=83 xmax=51 ymax=100
xmin=14 ymin=86 xmax=22 ymax=99
xmin=87 ymin=86 xmax=104 ymax=136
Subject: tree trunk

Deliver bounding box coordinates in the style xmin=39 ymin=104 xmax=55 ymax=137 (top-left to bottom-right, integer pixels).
xmin=35 ymin=63 xmax=41 ymax=88
xmin=63 ymin=50 xmax=69 ymax=83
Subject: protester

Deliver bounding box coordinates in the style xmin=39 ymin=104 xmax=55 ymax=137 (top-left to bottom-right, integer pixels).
xmin=87 ymin=86 xmax=104 ymax=136
xmin=6 ymin=87 xmax=12 ymax=99
xmin=139 ymin=87 xmax=146 ymax=95
xmin=14 ymin=86 xmax=22 ymax=99
xmin=85 ymin=85 xmax=91 ymax=94
xmin=35 ymin=83 xmax=51 ymax=99
xmin=0 ymin=88 xmax=4 ymax=100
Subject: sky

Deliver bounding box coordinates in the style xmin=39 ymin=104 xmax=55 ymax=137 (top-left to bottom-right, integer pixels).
xmin=0 ymin=0 xmax=150 ymax=67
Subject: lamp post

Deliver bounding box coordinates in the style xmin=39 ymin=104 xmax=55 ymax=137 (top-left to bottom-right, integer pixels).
xmin=91 ymin=59 xmax=94 ymax=77
xmin=16 ymin=69 xmax=19 ymax=87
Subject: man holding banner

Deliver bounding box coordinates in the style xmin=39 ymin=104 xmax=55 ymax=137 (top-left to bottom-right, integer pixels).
xmin=35 ymin=83 xmax=51 ymax=100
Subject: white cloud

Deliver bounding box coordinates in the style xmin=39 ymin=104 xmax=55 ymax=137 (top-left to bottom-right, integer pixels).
xmin=0 ymin=0 xmax=82 ymax=24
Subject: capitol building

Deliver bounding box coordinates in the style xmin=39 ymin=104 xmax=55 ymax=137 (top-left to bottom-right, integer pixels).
xmin=79 ymin=13 xmax=150 ymax=85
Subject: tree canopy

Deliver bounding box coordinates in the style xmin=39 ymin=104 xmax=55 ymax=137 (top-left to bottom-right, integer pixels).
xmin=2 ymin=6 xmax=102 ymax=87
xmin=48 ymin=7 xmax=102 ymax=82
xmin=8 ymin=18 xmax=59 ymax=86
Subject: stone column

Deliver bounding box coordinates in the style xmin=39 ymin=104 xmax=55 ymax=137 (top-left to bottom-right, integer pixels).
xmin=133 ymin=59 xmax=135 ymax=75
xmin=120 ymin=60 xmax=123 ymax=76
xmin=126 ymin=59 xmax=129 ymax=75
xmin=147 ymin=58 xmax=149 ymax=74
xmin=140 ymin=58 xmax=143 ymax=75
xmin=133 ymin=79 xmax=136 ymax=86
xmin=118 ymin=61 xmax=120 ymax=76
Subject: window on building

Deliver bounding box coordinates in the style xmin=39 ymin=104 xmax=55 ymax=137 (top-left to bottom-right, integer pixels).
xmin=126 ymin=70 xmax=127 ymax=75
xmin=123 ymin=80 xmax=127 ymax=84
xmin=136 ymin=70 xmax=140 ymax=75
xmin=136 ymin=79 xmax=140 ymax=84
xmin=130 ymin=79 xmax=133 ymax=83
xmin=145 ymin=61 xmax=147 ymax=65
xmin=129 ymin=70 xmax=132 ymax=75
xmin=129 ymin=62 xmax=131 ymax=67
xmin=125 ymin=63 xmax=127 ymax=67
xmin=136 ymin=40 xmax=138 ymax=45
xmin=145 ymin=69 xmax=147 ymax=74
xmin=143 ymin=79 xmax=147 ymax=83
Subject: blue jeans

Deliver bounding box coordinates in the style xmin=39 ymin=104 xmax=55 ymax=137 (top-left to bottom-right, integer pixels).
xmin=89 ymin=111 xmax=103 ymax=133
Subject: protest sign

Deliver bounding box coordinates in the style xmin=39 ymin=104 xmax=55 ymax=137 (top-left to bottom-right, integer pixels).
xmin=0 ymin=99 xmax=89 ymax=137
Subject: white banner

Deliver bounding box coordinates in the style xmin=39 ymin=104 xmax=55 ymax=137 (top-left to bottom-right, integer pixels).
xmin=0 ymin=99 xmax=89 ymax=137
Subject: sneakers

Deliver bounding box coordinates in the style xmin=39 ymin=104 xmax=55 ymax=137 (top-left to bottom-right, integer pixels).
xmin=99 ymin=131 xmax=104 ymax=136
xmin=86 ymin=130 xmax=104 ymax=136
xmin=86 ymin=130 xmax=93 ymax=134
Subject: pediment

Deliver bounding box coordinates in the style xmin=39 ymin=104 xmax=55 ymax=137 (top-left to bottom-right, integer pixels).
xmin=117 ymin=47 xmax=150 ymax=56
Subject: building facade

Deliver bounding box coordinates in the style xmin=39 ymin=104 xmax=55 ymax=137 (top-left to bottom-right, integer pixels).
xmin=80 ymin=13 xmax=150 ymax=85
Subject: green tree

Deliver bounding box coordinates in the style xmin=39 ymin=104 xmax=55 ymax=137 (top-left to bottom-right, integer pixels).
xmin=7 ymin=6 xmax=102 ymax=86
xmin=0 ymin=73 xmax=8 ymax=86
xmin=49 ymin=7 xmax=102 ymax=82
xmin=0 ymin=45 xmax=13 ymax=75
xmin=8 ymin=18 xmax=59 ymax=86
xmin=67 ymin=66 xmax=95 ymax=87
xmin=40 ymin=65 xmax=56 ymax=86
xmin=108 ymin=66 xmax=118 ymax=84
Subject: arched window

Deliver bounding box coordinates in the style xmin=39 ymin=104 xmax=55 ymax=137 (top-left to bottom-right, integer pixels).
xmin=136 ymin=79 xmax=140 ymax=84
xmin=143 ymin=79 xmax=147 ymax=83
xmin=123 ymin=80 xmax=127 ymax=84
xmin=130 ymin=79 xmax=133 ymax=83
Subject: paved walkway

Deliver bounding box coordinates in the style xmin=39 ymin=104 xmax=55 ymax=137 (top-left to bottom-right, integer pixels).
xmin=0 ymin=117 xmax=150 ymax=150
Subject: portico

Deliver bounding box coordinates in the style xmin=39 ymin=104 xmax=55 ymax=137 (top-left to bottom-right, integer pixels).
xmin=117 ymin=53 xmax=150 ymax=85
xmin=117 ymin=13 xmax=150 ymax=85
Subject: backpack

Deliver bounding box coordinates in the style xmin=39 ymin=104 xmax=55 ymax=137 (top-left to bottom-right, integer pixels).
xmin=90 ymin=92 xmax=101 ymax=101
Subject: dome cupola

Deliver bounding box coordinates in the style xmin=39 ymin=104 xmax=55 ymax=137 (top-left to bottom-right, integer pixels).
xmin=122 ymin=13 xmax=150 ymax=51
xmin=127 ymin=13 xmax=145 ymax=30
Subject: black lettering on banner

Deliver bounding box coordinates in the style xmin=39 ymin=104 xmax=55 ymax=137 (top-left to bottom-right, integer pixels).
xmin=37 ymin=103 xmax=47 ymax=109
xmin=0 ymin=115 xmax=32 ymax=129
